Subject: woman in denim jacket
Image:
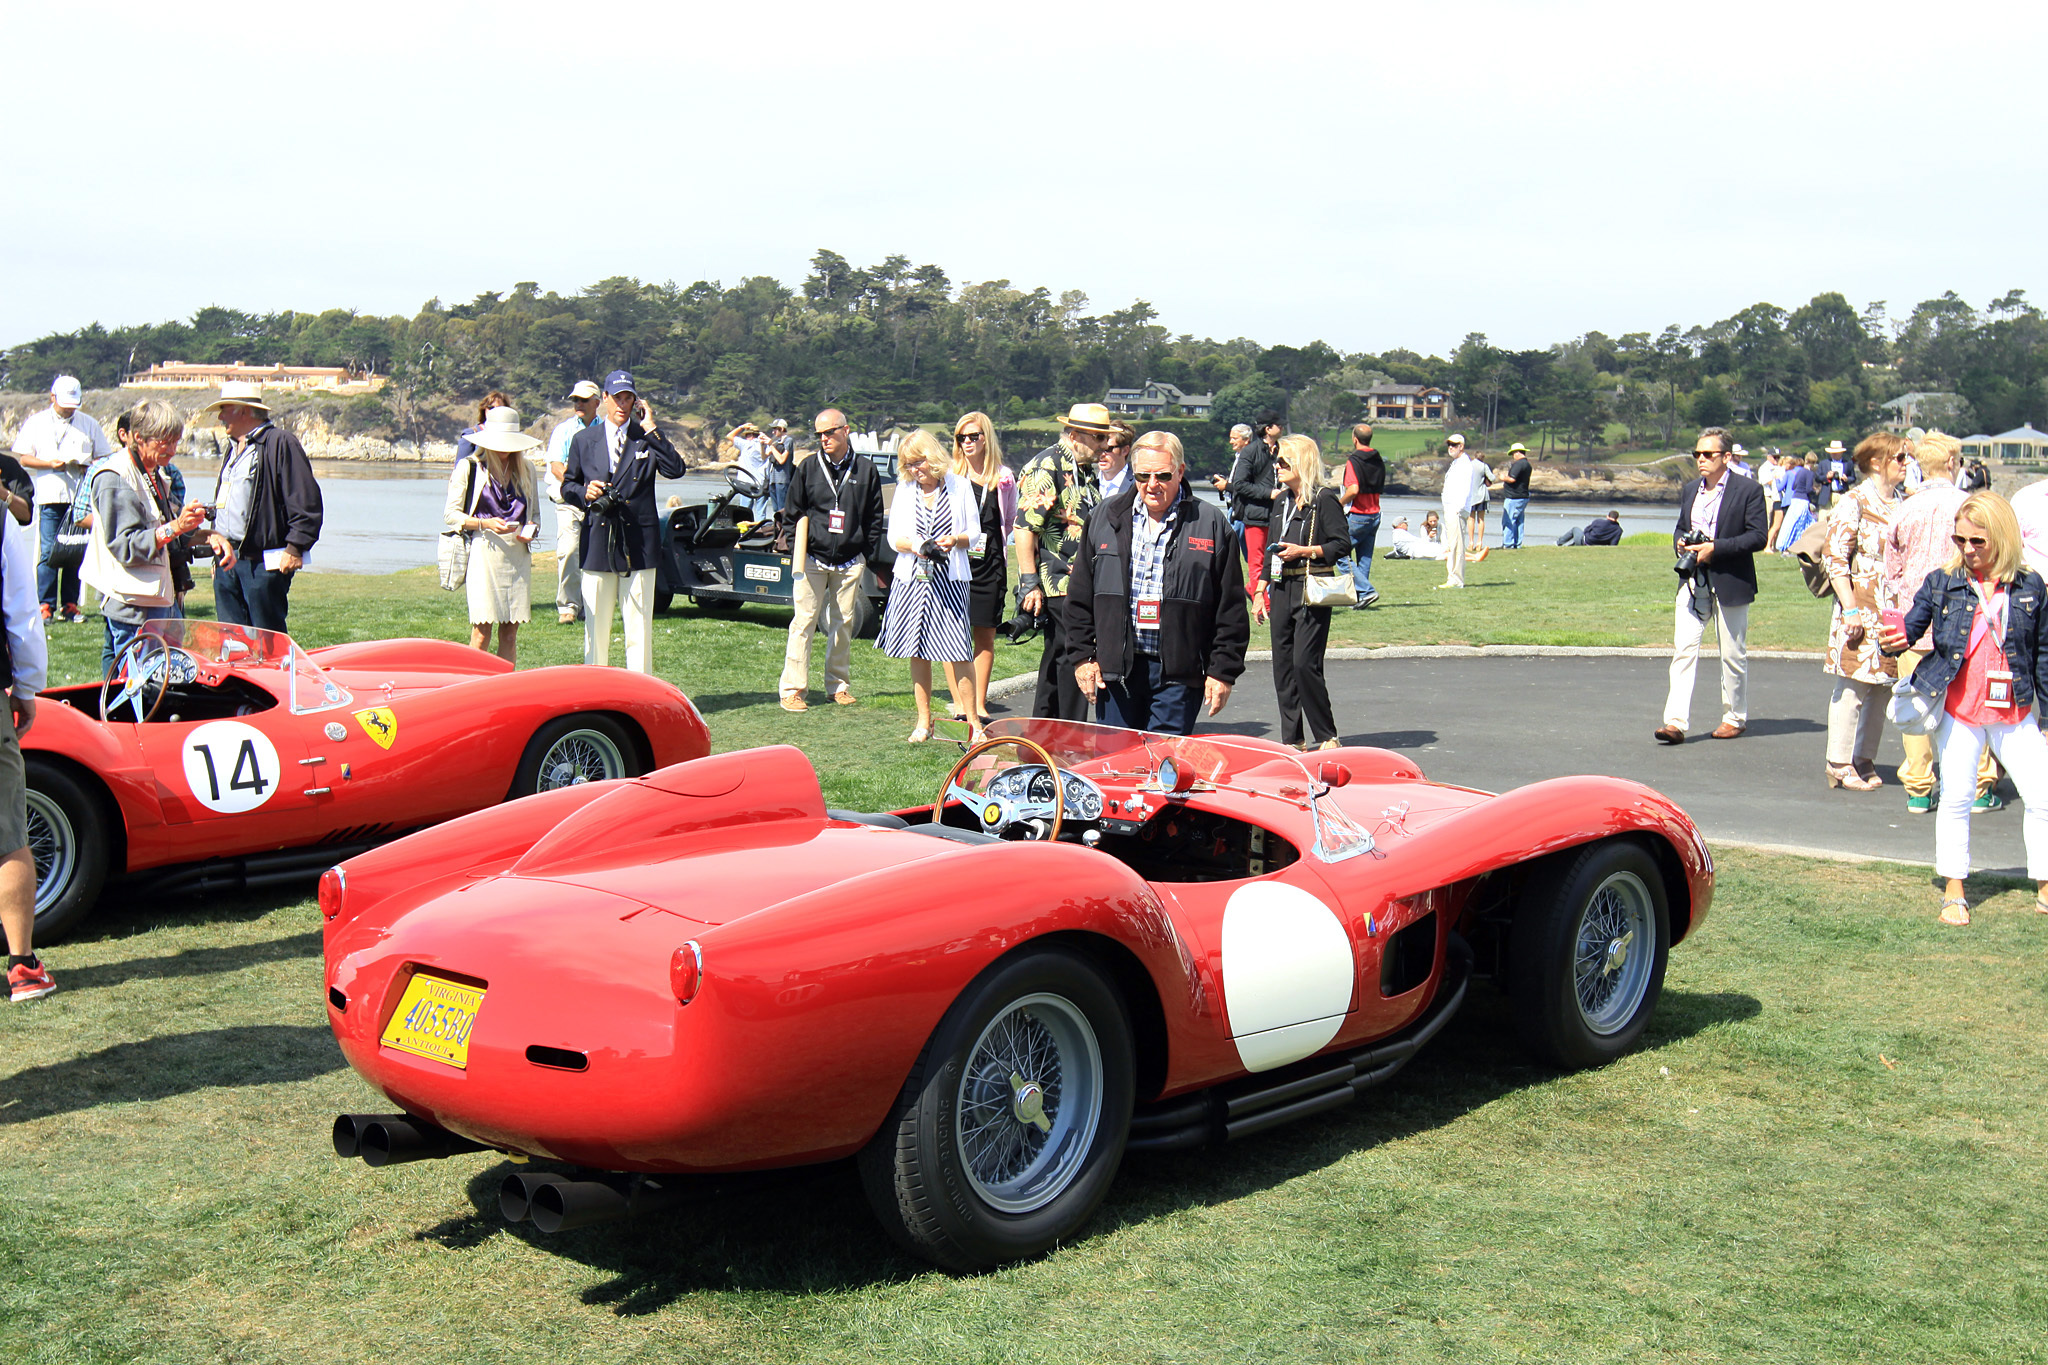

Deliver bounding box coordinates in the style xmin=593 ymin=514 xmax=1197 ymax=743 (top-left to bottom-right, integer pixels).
xmin=1881 ymin=491 xmax=2048 ymax=925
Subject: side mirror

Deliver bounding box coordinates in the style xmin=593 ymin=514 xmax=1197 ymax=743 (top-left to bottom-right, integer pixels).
xmin=1318 ymin=761 xmax=1352 ymax=788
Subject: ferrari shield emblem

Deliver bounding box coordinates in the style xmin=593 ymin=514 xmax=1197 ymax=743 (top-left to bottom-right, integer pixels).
xmin=983 ymin=803 xmax=1004 ymax=826
xmin=354 ymin=707 xmax=398 ymax=749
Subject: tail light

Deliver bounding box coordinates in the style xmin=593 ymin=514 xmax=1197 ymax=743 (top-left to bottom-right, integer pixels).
xmin=670 ymin=941 xmax=703 ymax=1005
xmin=319 ymin=866 xmax=347 ymax=921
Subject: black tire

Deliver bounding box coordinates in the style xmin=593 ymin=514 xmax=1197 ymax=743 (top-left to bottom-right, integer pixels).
xmin=858 ymin=946 xmax=1134 ymax=1272
xmin=24 ymin=758 xmax=111 ymax=945
xmin=851 ymin=594 xmax=879 ymax=640
xmin=1510 ymin=839 xmax=1671 ymax=1070
xmin=652 ymin=589 xmax=674 ymax=613
xmin=508 ymin=714 xmax=640 ymax=797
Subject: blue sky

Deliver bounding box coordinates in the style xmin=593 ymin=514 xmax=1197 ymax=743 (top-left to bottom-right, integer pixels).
xmin=6 ymin=0 xmax=2040 ymax=356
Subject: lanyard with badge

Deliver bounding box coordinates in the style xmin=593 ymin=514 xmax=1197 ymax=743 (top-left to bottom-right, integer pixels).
xmin=1134 ymin=503 xmax=1174 ymax=630
xmin=1969 ymin=578 xmax=2015 ymax=708
xmin=819 ymin=455 xmax=853 ymax=536
xmin=968 ymin=470 xmax=997 ymax=560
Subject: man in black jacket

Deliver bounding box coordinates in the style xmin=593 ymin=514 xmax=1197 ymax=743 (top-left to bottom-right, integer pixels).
xmin=561 ymin=370 xmax=686 ymax=674
xmin=778 ymin=408 xmax=885 ymax=710
xmin=204 ymin=382 xmax=323 ymax=634
xmin=1656 ymin=427 xmax=1768 ymax=744
xmin=1222 ymin=411 xmax=1281 ymax=600
xmin=1068 ymin=431 xmax=1248 ymax=734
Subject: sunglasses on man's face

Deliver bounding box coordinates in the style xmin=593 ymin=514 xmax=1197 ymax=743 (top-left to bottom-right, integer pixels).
xmin=1131 ymin=470 xmax=1177 ymax=485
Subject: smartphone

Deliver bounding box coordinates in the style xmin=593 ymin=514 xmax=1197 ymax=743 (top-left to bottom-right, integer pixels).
xmin=1880 ymin=609 xmax=1905 ymax=636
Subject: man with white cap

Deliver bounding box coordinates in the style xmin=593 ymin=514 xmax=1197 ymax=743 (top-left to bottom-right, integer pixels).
xmin=545 ymin=380 xmax=601 ymax=624
xmin=1435 ymin=434 xmax=1485 ymax=588
xmin=561 ymin=370 xmax=685 ymax=674
xmin=11 ymin=375 xmax=110 ymax=623
xmin=203 ymin=381 xmax=324 ymax=634
xmin=1016 ymin=402 xmax=1110 ymax=719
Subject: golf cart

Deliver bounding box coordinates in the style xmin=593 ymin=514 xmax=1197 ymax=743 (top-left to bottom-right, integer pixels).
xmin=657 ymin=466 xmax=884 ymax=636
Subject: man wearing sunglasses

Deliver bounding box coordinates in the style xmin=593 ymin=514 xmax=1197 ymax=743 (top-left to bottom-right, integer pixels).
xmin=1656 ymin=426 xmax=1768 ymax=744
xmin=1067 ymin=431 xmax=1246 ymax=735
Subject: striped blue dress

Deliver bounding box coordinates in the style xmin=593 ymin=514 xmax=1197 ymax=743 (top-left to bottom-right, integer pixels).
xmin=877 ymin=488 xmax=974 ymax=663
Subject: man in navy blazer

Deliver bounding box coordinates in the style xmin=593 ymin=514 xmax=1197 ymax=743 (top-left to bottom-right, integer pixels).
xmin=1657 ymin=426 xmax=1769 ymax=744
xmin=560 ymin=370 xmax=685 ymax=674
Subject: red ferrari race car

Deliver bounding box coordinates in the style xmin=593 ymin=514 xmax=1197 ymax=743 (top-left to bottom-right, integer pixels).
xmin=24 ymin=618 xmax=709 ymax=943
xmin=324 ymin=718 xmax=1712 ymax=1271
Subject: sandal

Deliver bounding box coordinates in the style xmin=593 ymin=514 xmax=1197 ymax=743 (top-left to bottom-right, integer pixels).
xmin=906 ymin=726 xmax=931 ymax=744
xmin=1939 ymin=897 xmax=1971 ymax=927
xmin=2034 ymin=896 xmax=2048 ymax=916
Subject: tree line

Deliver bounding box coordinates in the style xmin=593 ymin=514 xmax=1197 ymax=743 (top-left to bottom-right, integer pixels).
xmin=5 ymin=251 xmax=2043 ymax=455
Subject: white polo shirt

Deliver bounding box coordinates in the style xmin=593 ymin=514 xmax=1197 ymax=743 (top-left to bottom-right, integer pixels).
xmin=11 ymin=407 xmax=111 ymax=505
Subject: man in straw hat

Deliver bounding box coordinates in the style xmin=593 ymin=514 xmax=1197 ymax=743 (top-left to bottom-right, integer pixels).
xmin=11 ymin=375 xmax=111 ymax=623
xmin=1017 ymin=402 xmax=1111 ymax=720
xmin=544 ymin=380 xmax=602 ymax=625
xmin=561 ymin=371 xmax=685 ymax=674
xmin=202 ymin=380 xmax=323 ymax=634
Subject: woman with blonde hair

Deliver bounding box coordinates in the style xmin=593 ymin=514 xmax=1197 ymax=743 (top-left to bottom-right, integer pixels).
xmin=878 ymin=429 xmax=982 ymax=741
xmin=951 ymin=411 xmax=1015 ymax=725
xmin=1258 ymin=435 xmax=1351 ymax=750
xmin=1820 ymin=432 xmax=1907 ymax=789
xmin=1881 ymin=491 xmax=2048 ymax=925
xmin=445 ymin=407 xmax=541 ymax=663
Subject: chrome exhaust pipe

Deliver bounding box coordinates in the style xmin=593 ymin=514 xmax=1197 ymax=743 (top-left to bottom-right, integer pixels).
xmin=354 ymin=1115 xmax=487 ymax=1167
xmin=499 ymin=1171 xmax=572 ymax=1224
xmin=528 ymin=1175 xmax=690 ymax=1234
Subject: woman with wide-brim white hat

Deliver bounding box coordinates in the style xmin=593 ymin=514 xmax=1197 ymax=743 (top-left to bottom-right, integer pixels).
xmin=445 ymin=406 xmax=541 ymax=663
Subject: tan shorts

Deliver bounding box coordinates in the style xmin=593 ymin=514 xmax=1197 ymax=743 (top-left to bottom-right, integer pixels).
xmin=0 ymin=717 xmax=25 ymax=855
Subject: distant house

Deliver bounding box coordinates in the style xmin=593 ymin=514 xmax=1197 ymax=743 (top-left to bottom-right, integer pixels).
xmin=122 ymin=360 xmax=387 ymax=395
xmin=1351 ymin=383 xmax=1451 ymax=424
xmin=1880 ymin=391 xmax=1968 ymax=432
xmin=1961 ymin=425 xmax=2048 ymax=463
xmin=1104 ymin=380 xmax=1214 ymax=418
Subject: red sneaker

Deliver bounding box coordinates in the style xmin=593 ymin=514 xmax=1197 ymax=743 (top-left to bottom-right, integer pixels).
xmin=38 ymin=604 xmax=52 ymax=621
xmin=7 ymin=959 xmax=56 ymax=1001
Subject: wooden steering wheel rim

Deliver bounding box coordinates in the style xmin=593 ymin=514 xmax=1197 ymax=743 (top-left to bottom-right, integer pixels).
xmin=937 ymin=733 xmax=1066 ymax=843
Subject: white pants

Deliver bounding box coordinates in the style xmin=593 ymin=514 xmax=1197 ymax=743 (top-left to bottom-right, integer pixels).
xmin=1934 ymin=714 xmax=2048 ymax=879
xmin=582 ymin=568 xmax=656 ymax=674
xmin=780 ymin=562 xmax=864 ymax=697
xmin=1663 ymin=585 xmax=1748 ymax=730
xmin=1441 ymin=510 xmax=1467 ymax=587
xmin=554 ymin=505 xmax=583 ymax=618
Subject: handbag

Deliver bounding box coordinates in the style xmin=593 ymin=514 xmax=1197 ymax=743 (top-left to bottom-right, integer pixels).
xmin=1300 ymin=501 xmax=1358 ymax=607
xmin=46 ymin=518 xmax=90 ymax=573
xmin=438 ymin=460 xmax=481 ymax=591
xmin=1888 ymin=676 xmax=1940 ymax=735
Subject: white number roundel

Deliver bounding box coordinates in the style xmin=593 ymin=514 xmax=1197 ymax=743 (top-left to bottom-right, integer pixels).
xmin=182 ymin=721 xmax=281 ymax=814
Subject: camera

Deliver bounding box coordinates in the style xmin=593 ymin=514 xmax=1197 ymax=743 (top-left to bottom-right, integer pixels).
xmin=918 ymin=538 xmax=948 ymax=564
xmin=1673 ymin=527 xmax=1712 ymax=577
xmin=998 ymin=607 xmax=1048 ymax=643
xmin=586 ymin=484 xmax=626 ymax=519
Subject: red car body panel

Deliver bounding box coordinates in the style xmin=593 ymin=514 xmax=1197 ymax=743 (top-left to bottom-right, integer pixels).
xmin=326 ymin=735 xmax=1714 ymax=1176
xmin=28 ymin=633 xmax=710 ymax=876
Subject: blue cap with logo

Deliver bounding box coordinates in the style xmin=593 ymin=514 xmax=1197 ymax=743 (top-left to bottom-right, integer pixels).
xmin=603 ymin=369 xmax=636 ymax=396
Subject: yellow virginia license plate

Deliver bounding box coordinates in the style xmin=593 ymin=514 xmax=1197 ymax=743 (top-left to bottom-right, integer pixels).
xmin=380 ymin=972 xmax=485 ymax=1068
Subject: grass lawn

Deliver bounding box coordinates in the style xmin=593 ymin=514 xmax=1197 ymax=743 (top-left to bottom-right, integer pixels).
xmin=5 ymin=843 xmax=2045 ymax=1363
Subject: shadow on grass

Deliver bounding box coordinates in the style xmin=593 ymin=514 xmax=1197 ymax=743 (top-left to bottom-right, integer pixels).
xmin=0 ymin=1024 xmax=346 ymax=1124
xmin=408 ymin=984 xmax=1758 ymax=1309
xmin=57 ymin=931 xmax=322 ymax=992
xmin=62 ymin=884 xmax=312 ymax=947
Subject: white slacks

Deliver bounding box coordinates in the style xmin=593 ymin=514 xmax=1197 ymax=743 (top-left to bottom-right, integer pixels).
xmin=554 ymin=506 xmax=583 ymax=618
xmin=1933 ymin=713 xmax=2048 ymax=879
xmin=582 ymin=568 xmax=656 ymax=674
xmin=1663 ymin=584 xmax=1748 ymax=730
xmin=1441 ymin=511 xmax=1467 ymax=587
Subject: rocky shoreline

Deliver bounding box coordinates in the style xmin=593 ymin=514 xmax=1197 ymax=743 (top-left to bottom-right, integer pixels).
xmin=1388 ymin=457 xmax=1689 ymax=504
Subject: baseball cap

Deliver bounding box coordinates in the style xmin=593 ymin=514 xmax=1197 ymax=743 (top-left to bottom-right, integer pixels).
xmin=602 ymin=369 xmax=636 ymax=396
xmin=50 ymin=375 xmax=83 ymax=406
xmin=569 ymin=380 xmax=601 ymax=400
xmin=1447 ymin=434 xmax=1466 ymax=446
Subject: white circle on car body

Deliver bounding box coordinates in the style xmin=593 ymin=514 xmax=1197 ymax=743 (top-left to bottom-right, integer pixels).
xmin=1220 ymin=881 xmax=1356 ymax=1073
xmin=182 ymin=721 xmax=283 ymax=815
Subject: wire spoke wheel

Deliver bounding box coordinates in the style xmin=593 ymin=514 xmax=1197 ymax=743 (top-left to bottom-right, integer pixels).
xmin=955 ymin=992 xmax=1102 ymax=1213
xmin=1572 ymin=870 xmax=1655 ymax=1035
xmin=24 ymin=788 xmax=76 ymax=917
xmin=537 ymin=729 xmax=626 ymax=790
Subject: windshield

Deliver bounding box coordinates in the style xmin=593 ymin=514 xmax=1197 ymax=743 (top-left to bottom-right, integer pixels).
xmin=141 ymin=619 xmax=353 ymax=715
xmin=980 ymin=718 xmax=1374 ymax=864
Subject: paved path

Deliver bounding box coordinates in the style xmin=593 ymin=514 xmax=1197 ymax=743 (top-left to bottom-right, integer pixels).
xmin=998 ymin=651 xmax=2024 ymax=875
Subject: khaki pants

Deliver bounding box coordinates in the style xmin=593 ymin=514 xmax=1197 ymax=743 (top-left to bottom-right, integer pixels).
xmin=781 ymin=561 xmax=864 ymax=698
xmin=1897 ymin=649 xmax=1998 ymax=798
xmin=582 ymin=568 xmax=656 ymax=674
xmin=1663 ymin=585 xmax=1747 ymax=730
xmin=554 ymin=505 xmax=583 ymax=619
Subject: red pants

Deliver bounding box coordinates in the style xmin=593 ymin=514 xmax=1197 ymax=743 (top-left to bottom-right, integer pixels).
xmin=1242 ymin=524 xmax=1267 ymax=598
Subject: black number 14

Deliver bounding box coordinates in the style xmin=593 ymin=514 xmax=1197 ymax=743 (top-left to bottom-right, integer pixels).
xmin=190 ymin=739 xmax=272 ymax=800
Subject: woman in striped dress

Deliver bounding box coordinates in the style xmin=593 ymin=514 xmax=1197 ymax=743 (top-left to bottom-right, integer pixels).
xmin=877 ymin=430 xmax=983 ymax=742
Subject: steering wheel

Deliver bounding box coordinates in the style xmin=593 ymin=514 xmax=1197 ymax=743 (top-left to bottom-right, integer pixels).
xmin=100 ymin=633 xmax=193 ymax=724
xmin=938 ymin=734 xmax=1066 ymax=842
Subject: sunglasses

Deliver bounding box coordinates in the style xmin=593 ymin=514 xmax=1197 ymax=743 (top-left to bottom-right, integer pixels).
xmin=814 ymin=424 xmax=847 ymax=437
xmin=955 ymin=431 xmax=985 ymax=443
xmin=1953 ymin=534 xmax=1990 ymax=548
xmin=1131 ymin=471 xmax=1178 ymax=485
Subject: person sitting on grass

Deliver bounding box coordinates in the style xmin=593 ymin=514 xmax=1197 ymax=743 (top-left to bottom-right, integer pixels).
xmin=1557 ymin=510 xmax=1623 ymax=546
xmin=1384 ymin=517 xmax=1449 ymax=560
